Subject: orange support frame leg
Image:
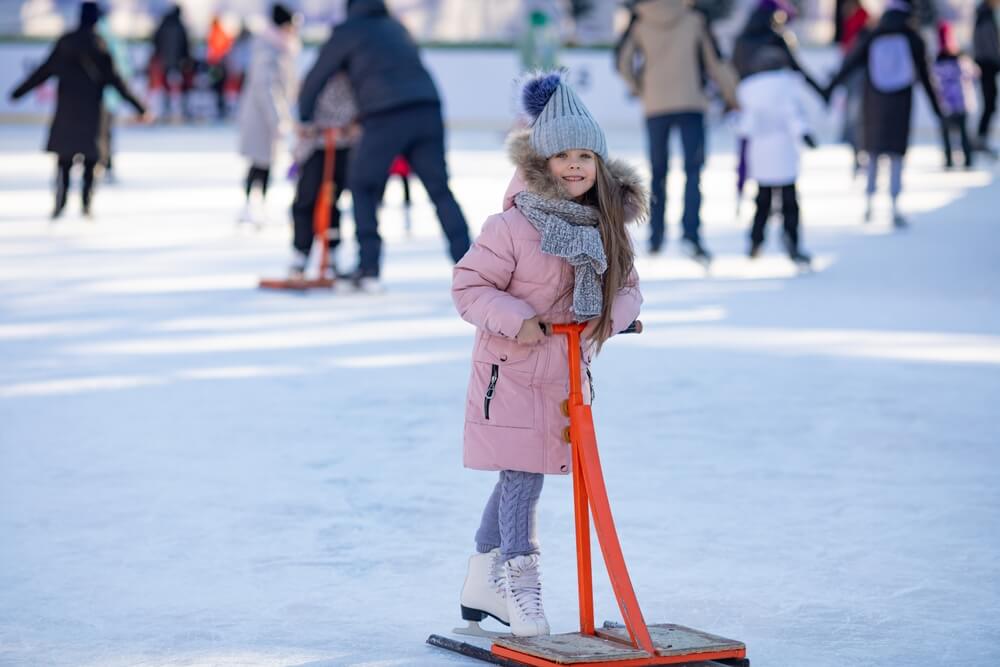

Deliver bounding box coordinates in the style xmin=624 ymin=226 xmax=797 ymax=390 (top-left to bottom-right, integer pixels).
xmin=550 ymin=323 xmax=655 ymax=656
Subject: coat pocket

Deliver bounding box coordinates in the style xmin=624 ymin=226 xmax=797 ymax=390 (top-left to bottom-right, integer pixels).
xmin=469 ymin=361 xmax=535 ymax=429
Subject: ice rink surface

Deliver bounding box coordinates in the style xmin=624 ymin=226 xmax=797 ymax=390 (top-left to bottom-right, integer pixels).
xmin=1 ymin=123 xmax=999 ymax=666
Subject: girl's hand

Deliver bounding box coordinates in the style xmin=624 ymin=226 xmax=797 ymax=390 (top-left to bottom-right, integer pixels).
xmin=516 ymin=316 xmax=546 ymax=345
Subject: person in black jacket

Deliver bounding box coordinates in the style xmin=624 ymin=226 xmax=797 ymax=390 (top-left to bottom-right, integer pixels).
xmin=151 ymin=5 xmax=192 ymax=121
xmin=973 ymin=0 xmax=1000 ymax=150
xmin=9 ymin=2 xmax=148 ymax=219
xmin=298 ymin=0 xmax=470 ymax=291
xmin=825 ymin=0 xmax=942 ymax=228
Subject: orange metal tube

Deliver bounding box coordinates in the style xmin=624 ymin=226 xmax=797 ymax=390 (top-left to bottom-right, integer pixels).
xmin=315 ymin=128 xmax=337 ymax=278
xmin=550 ymin=323 xmax=654 ymax=655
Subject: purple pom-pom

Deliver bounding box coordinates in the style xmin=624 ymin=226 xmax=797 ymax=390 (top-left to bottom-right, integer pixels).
xmin=518 ymin=71 xmax=564 ymax=122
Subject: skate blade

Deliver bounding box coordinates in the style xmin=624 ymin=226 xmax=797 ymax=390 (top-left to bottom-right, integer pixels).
xmin=452 ymin=621 xmax=510 ymax=638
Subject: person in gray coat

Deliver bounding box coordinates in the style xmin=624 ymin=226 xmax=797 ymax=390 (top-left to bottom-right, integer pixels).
xmin=298 ymin=0 xmax=470 ymax=290
xmin=237 ymin=4 xmax=299 ymax=225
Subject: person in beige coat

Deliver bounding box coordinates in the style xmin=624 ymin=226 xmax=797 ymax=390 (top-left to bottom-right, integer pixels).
xmin=616 ymin=0 xmax=738 ymax=261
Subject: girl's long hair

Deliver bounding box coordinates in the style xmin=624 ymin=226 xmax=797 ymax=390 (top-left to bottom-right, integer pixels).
xmin=578 ymin=157 xmax=635 ymax=354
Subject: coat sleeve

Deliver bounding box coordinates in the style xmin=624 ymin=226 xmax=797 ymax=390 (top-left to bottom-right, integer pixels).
xmin=828 ymin=31 xmax=871 ymax=91
xmin=909 ymin=30 xmax=943 ymax=118
xmin=106 ymin=53 xmax=146 ymax=115
xmin=698 ymin=21 xmax=739 ymax=109
xmin=615 ymin=21 xmax=642 ymax=96
xmin=610 ymin=267 xmax=642 ymax=336
xmin=299 ymin=32 xmax=349 ymax=122
xmin=10 ymin=41 xmax=59 ymax=100
xmin=452 ymin=214 xmax=537 ymax=339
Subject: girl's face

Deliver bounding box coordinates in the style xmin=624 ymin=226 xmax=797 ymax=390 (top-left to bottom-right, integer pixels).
xmin=547 ymin=149 xmax=597 ymax=199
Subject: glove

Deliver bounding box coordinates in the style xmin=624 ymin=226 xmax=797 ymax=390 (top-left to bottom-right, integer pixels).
xmin=802 ymin=134 xmax=817 ymax=149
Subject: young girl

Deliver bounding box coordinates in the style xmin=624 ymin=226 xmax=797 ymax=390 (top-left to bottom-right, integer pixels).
xmin=451 ymin=72 xmax=647 ymax=637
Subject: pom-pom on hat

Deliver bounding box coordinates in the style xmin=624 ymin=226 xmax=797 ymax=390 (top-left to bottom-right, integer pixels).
xmin=517 ymin=70 xmax=607 ymax=161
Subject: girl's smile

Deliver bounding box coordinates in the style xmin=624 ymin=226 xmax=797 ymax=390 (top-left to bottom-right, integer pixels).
xmin=547 ymin=149 xmax=597 ymax=198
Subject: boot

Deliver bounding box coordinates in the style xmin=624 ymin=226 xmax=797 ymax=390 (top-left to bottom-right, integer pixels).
xmin=459 ymin=549 xmax=508 ymax=626
xmin=503 ymin=554 xmax=549 ymax=637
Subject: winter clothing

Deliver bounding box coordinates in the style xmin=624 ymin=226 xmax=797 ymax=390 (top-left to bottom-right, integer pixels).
xmin=272 ymin=4 xmax=294 ymax=27
xmin=737 ymin=69 xmax=811 ymax=186
xmin=520 ymin=72 xmax=607 ymax=160
xmin=475 ymin=471 xmax=544 ymax=560
xmin=347 ymin=103 xmax=469 ymax=277
xmin=298 ymin=0 xmax=468 ymax=277
xmin=292 ymin=147 xmax=350 ymax=258
xmin=750 ymin=184 xmax=800 ymax=250
xmin=290 ymin=74 xmax=358 ymax=262
xmin=460 ymin=549 xmax=509 ymax=625
xmin=152 ymin=7 xmax=190 ymax=72
xmin=733 ymin=4 xmax=825 ymax=96
xmin=645 ymin=111 xmax=705 ymax=248
xmin=503 ymin=554 xmax=550 ymax=637
xmin=238 ymin=25 xmax=299 ymax=168
xmin=973 ymin=1 xmax=1000 ymax=139
xmin=10 ymin=23 xmax=145 ymax=162
xmin=512 ymin=192 xmax=605 ymax=321
xmin=828 ymin=7 xmax=942 ymax=156
xmin=452 ymin=129 xmax=645 ymax=475
xmin=298 ymin=0 xmax=439 ymax=122
xmin=934 ymin=49 xmax=977 ymax=167
xmin=615 ymin=0 xmax=738 ymax=116
xmin=615 ymin=0 xmax=736 ymax=252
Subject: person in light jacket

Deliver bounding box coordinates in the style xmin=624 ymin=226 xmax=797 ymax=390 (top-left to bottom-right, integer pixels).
xmin=237 ymin=4 xmax=300 ymax=225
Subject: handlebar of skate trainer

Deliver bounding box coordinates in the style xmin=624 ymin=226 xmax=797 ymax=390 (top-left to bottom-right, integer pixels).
xmin=540 ymin=320 xmax=643 ymax=336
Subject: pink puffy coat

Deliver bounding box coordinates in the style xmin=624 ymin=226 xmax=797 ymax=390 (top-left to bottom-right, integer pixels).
xmin=451 ymin=130 xmax=647 ymax=475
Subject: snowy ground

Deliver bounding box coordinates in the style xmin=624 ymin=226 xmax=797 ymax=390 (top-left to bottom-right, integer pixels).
xmin=1 ymin=122 xmax=999 ymax=667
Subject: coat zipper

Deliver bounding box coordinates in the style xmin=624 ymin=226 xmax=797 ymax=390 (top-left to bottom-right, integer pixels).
xmin=484 ymin=364 xmax=499 ymax=420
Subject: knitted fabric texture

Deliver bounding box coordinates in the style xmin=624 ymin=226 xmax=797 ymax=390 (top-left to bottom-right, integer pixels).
xmin=529 ymin=80 xmax=608 ymax=160
xmin=513 ymin=190 xmax=607 ymax=322
xmin=475 ymin=470 xmax=544 ymax=560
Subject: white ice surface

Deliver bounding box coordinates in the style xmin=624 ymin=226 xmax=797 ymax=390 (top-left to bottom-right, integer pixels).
xmin=1 ymin=123 xmax=999 ymax=667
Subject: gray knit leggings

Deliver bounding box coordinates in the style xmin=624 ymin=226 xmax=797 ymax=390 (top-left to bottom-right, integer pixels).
xmin=475 ymin=470 xmax=544 ymax=561
xmin=866 ymin=152 xmax=904 ymax=199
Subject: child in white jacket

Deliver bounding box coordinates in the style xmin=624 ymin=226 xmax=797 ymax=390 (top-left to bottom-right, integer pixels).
xmin=737 ymin=60 xmax=816 ymax=266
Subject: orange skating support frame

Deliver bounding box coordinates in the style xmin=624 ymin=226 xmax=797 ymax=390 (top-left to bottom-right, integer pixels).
xmin=259 ymin=128 xmax=338 ymax=291
xmin=491 ymin=323 xmax=747 ymax=667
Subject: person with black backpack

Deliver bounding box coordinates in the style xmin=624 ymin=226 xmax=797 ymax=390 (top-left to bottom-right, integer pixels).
xmin=9 ymin=1 xmax=148 ymax=219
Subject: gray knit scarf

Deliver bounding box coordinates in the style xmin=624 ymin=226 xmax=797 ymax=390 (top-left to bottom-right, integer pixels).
xmin=514 ymin=190 xmax=606 ymax=321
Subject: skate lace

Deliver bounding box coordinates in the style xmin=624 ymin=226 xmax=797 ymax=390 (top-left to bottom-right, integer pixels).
xmin=490 ymin=554 xmax=507 ymax=597
xmin=508 ymin=558 xmax=544 ymax=618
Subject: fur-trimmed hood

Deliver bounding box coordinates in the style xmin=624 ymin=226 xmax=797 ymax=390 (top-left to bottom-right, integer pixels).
xmin=503 ymin=128 xmax=648 ymax=224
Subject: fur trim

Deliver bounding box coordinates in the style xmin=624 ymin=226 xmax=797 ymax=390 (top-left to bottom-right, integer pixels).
xmin=506 ymin=129 xmax=648 ymax=224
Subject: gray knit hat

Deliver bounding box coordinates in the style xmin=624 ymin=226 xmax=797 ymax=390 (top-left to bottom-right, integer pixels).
xmin=518 ymin=71 xmax=607 ymax=160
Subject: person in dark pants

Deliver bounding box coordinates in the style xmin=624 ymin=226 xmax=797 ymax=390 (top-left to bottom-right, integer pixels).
xmin=151 ymin=5 xmax=191 ymax=121
xmin=289 ymin=73 xmax=359 ymax=278
xmin=9 ymin=2 xmax=147 ymax=219
xmin=298 ymin=0 xmax=471 ymax=291
xmin=973 ymin=0 xmax=1000 ymax=151
xmin=615 ymin=0 xmax=738 ymax=264
xmin=933 ymin=21 xmax=977 ymax=168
